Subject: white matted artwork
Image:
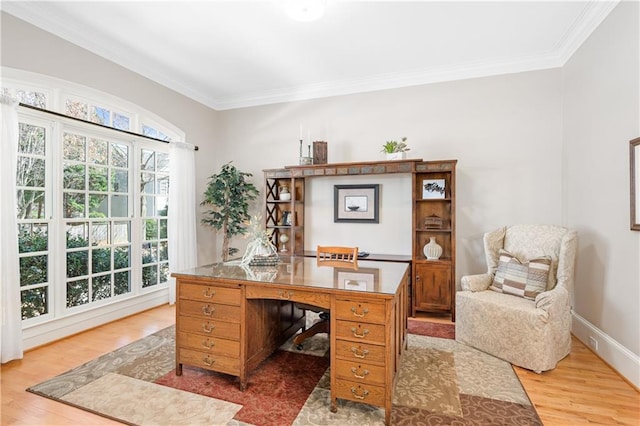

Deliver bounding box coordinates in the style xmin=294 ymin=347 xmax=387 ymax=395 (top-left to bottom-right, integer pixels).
xmin=334 ymin=184 xmax=379 ymax=223
xmin=422 ymin=179 xmax=446 ymax=199
xmin=334 ymin=268 xmax=379 ymax=292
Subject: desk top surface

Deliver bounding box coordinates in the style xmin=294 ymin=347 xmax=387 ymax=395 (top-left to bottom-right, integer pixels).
xmin=173 ymin=256 xmax=409 ymax=296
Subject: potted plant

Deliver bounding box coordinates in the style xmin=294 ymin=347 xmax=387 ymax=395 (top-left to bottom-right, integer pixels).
xmin=201 ymin=162 xmax=259 ymax=262
xmin=381 ymin=137 xmax=410 ymax=160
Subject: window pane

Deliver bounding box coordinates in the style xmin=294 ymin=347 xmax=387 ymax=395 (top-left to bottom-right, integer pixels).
xmin=142 ymin=242 xmax=157 ymax=264
xmin=19 ymin=255 xmax=47 ymax=286
xmin=157 ymin=197 xmax=168 ymax=216
xmin=111 ymin=170 xmax=128 ymax=192
xmin=113 ymin=113 xmax=130 ymax=131
xmin=141 ymin=149 xmax=155 ymax=170
xmin=142 ymin=125 xmax=158 ymax=139
xmin=18 ymin=123 xmax=45 ymax=155
xmin=17 ymin=90 xmax=46 ymax=108
xmin=92 ymin=248 xmax=111 ymax=273
xmin=141 ymin=195 xmax=155 ymax=217
xmin=142 ymin=265 xmax=157 ymax=287
xmin=89 ymin=194 xmax=108 ymax=217
xmin=157 ymin=153 xmax=169 ymax=172
xmin=89 ymin=138 xmax=108 ymax=165
xmin=64 ymin=192 xmax=85 ymax=218
xmin=21 ymin=287 xmax=48 ymax=319
xmin=112 ymin=144 xmax=128 ymax=167
xmin=63 ymin=133 xmax=86 ymax=161
xmin=141 ymin=173 xmax=154 ymax=194
xmin=114 ymin=271 xmax=130 ymax=295
xmin=67 ymin=251 xmax=88 ymax=278
xmin=144 ymin=219 xmax=157 ymax=240
xmin=111 ymin=195 xmax=128 ymax=217
xmin=67 ymin=279 xmax=89 ymax=307
xmin=88 ymin=166 xmax=108 ymax=191
xmin=91 ymin=106 xmax=110 ymax=126
xmin=159 ymin=263 xmax=169 ymax=283
xmin=113 ymin=221 xmax=130 ymax=244
xmin=159 ymin=241 xmax=168 ymax=261
xmin=67 ymin=222 xmax=89 ymax=248
xmin=17 ymin=189 xmax=46 ymax=219
xmin=63 ymin=164 xmax=86 ymax=190
xmin=92 ymin=222 xmax=109 ymax=246
xmin=17 ymin=157 xmax=46 ymax=187
xmin=159 ymin=219 xmax=167 ymax=239
xmin=19 ymin=223 xmax=48 ymax=253
xmin=92 ymin=275 xmax=112 ymax=301
xmin=65 ymin=100 xmax=88 ymax=120
xmin=114 ymin=246 xmax=130 ymax=269
xmin=157 ymin=175 xmax=169 ymax=195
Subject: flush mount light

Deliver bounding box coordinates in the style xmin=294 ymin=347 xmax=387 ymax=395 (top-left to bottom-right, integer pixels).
xmin=283 ymin=0 xmax=326 ymax=22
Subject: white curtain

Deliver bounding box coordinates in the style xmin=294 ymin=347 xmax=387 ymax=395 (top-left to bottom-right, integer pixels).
xmin=0 ymin=95 xmax=23 ymax=363
xmin=168 ymin=141 xmax=198 ymax=304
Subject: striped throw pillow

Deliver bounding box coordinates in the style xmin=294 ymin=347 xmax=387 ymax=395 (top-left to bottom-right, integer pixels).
xmin=490 ymin=249 xmax=551 ymax=300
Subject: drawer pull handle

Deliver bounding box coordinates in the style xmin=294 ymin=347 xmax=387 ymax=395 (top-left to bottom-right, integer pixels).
xmin=202 ymin=305 xmax=216 ymax=316
xmin=202 ymin=340 xmax=215 ymax=349
xmin=350 ymin=366 xmax=370 ymax=379
xmin=350 ymin=387 xmax=369 ymax=400
xmin=350 ymin=306 xmax=369 ymax=317
xmin=350 ymin=347 xmax=369 ymax=359
xmin=278 ymin=290 xmax=293 ymax=300
xmin=203 ymin=288 xmax=216 ymax=298
xmin=202 ymin=323 xmax=216 ymax=333
xmin=350 ymin=327 xmax=370 ymax=339
xmin=202 ymin=356 xmax=215 ymax=366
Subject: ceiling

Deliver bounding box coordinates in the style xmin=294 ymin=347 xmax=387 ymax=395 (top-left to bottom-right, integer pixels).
xmin=3 ymin=1 xmax=618 ymax=110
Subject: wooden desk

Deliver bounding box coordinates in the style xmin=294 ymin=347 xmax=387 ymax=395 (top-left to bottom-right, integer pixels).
xmin=172 ymin=256 xmax=409 ymax=425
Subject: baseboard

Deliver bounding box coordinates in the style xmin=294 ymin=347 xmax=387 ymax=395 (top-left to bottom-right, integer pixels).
xmin=572 ymin=311 xmax=640 ymax=389
xmin=22 ymin=289 xmax=170 ymax=350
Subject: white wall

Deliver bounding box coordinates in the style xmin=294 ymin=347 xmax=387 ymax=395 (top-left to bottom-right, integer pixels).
xmin=217 ymin=70 xmax=564 ymax=280
xmin=562 ymin=1 xmax=640 ymax=386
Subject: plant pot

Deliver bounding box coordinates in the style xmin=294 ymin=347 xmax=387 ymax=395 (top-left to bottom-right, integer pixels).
xmin=386 ymin=152 xmax=406 ymax=160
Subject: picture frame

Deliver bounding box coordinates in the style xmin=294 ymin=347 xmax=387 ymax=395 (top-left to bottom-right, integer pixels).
xmin=334 ymin=267 xmax=380 ymax=292
xmin=631 ymin=137 xmax=640 ymax=231
xmin=282 ymin=210 xmax=292 ymax=226
xmin=422 ymin=179 xmax=446 ymax=199
xmin=334 ymin=184 xmax=379 ymax=223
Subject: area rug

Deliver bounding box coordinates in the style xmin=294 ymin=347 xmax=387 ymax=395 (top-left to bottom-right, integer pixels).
xmin=27 ymin=322 xmax=540 ymax=425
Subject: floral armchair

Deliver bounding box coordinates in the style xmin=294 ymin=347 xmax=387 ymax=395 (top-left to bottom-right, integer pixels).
xmin=455 ymin=224 xmax=578 ymax=373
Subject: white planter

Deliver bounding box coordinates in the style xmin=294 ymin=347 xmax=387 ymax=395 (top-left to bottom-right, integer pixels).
xmin=386 ymin=152 xmax=406 ymax=161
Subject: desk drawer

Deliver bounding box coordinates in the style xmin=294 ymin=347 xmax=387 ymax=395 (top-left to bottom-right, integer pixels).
xmin=179 ymin=282 xmax=241 ymax=305
xmin=334 ymin=379 xmax=385 ymax=407
xmin=245 ymin=286 xmax=331 ymax=309
xmin=335 ymin=320 xmax=386 ymax=345
xmin=335 ymin=300 xmax=385 ymax=324
xmin=335 ymin=359 xmax=385 ymax=385
xmin=178 ymin=347 xmax=239 ymax=375
xmin=335 ymin=340 xmax=386 ymax=365
xmin=179 ymin=316 xmax=240 ymax=340
xmin=177 ymin=331 xmax=240 ymax=357
xmin=179 ymin=300 xmax=240 ymax=322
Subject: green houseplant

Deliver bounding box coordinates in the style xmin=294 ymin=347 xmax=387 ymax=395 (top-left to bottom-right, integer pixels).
xmin=381 ymin=137 xmax=410 ymax=159
xmin=201 ymin=162 xmax=259 ymax=262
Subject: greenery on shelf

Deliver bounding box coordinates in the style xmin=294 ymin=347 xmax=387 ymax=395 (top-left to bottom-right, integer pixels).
xmin=201 ymin=162 xmax=259 ymax=262
xmin=381 ymin=137 xmax=410 ymax=153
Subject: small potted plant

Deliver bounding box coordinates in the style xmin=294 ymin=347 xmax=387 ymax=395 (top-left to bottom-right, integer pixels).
xmin=381 ymin=137 xmax=410 ymax=160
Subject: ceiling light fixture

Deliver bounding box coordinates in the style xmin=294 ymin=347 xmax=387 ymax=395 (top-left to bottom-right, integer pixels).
xmin=283 ymin=0 xmax=326 ymax=22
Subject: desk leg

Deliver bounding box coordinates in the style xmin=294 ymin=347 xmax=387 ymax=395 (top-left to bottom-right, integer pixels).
xmin=385 ymin=402 xmax=391 ymax=425
xmin=176 ymin=363 xmax=182 ymax=376
xmin=330 ymin=398 xmax=337 ymax=413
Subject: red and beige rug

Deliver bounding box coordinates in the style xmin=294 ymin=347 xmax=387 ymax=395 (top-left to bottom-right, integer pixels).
xmin=27 ymin=320 xmax=541 ymax=425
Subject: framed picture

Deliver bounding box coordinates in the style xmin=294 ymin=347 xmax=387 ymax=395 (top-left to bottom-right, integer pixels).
xmin=422 ymin=179 xmax=446 ymax=199
xmin=334 ymin=267 xmax=380 ymax=292
xmin=334 ymin=184 xmax=379 ymax=223
xmin=631 ymin=137 xmax=640 ymax=230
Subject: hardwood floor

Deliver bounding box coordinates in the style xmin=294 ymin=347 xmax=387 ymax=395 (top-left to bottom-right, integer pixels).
xmin=2 ymin=304 xmax=638 ymax=425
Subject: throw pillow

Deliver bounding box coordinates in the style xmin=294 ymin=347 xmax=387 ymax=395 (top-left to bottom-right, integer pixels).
xmin=490 ymin=249 xmax=551 ymax=300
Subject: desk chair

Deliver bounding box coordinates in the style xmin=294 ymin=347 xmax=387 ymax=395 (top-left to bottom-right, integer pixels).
xmin=293 ymin=246 xmax=358 ymax=349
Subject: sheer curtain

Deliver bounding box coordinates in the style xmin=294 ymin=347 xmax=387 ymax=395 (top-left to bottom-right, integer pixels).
xmin=0 ymin=95 xmax=23 ymax=363
xmin=168 ymin=141 xmax=198 ymax=304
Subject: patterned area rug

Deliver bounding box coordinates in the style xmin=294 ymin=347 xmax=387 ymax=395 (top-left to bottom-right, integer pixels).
xmin=27 ymin=322 xmax=540 ymax=425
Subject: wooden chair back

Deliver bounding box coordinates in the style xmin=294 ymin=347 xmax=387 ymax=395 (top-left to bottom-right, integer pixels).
xmin=316 ymin=245 xmax=358 ymax=269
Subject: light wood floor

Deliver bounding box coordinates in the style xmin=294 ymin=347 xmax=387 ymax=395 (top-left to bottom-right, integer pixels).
xmin=2 ymin=304 xmax=638 ymax=425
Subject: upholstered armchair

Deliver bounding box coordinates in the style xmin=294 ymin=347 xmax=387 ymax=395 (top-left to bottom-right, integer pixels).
xmin=455 ymin=224 xmax=578 ymax=373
